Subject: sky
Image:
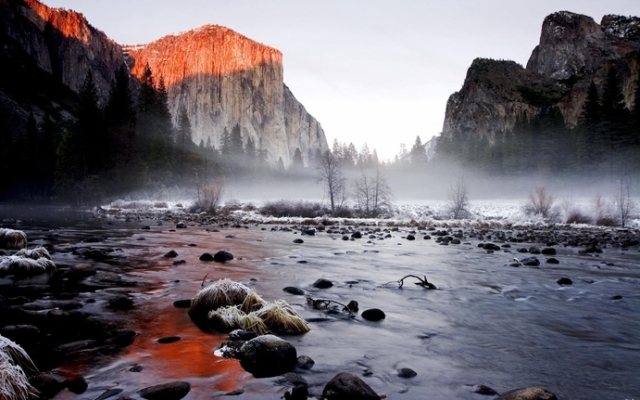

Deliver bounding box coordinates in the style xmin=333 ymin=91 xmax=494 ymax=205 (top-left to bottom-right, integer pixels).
xmin=41 ymin=0 xmax=639 ymax=161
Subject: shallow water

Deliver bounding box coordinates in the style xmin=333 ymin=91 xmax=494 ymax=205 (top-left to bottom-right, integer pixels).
xmin=3 ymin=208 xmax=639 ymax=399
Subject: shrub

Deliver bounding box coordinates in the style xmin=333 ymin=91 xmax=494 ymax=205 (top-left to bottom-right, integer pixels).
xmin=565 ymin=209 xmax=592 ymax=224
xmin=259 ymin=200 xmax=327 ymax=218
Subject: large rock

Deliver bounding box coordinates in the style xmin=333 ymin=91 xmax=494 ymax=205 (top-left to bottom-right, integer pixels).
xmin=322 ymin=372 xmax=380 ymax=400
xmin=238 ymin=335 xmax=297 ymax=377
xmin=125 ymin=25 xmax=328 ymax=167
xmin=138 ymin=381 xmax=191 ymax=400
xmin=495 ymin=387 xmax=558 ymax=400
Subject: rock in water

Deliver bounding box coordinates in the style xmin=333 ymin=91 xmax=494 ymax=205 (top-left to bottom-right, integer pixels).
xmin=313 ymin=278 xmax=333 ymax=289
xmin=138 ymin=381 xmax=191 ymax=400
xmin=238 ymin=335 xmax=297 ymax=377
xmin=361 ymin=309 xmax=385 ymax=321
xmin=164 ymin=250 xmax=178 ymax=258
xmin=322 ymin=372 xmax=380 ymax=400
xmin=495 ymin=387 xmax=557 ymax=400
xmin=213 ymin=251 xmax=234 ymax=263
xmin=557 ymin=277 xmax=572 ymax=286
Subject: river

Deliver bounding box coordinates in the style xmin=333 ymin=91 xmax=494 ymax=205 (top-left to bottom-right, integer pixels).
xmin=1 ymin=206 xmax=639 ymax=399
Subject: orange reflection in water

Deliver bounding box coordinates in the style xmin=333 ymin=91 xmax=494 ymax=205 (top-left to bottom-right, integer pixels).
xmin=54 ymin=228 xmax=276 ymax=399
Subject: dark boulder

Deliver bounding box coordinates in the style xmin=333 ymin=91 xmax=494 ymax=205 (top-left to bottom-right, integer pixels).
xmin=546 ymin=258 xmax=560 ymax=264
xmin=283 ymin=286 xmax=305 ymax=295
xmin=473 ymin=384 xmax=498 ymax=395
xmin=361 ymin=308 xmax=385 ymax=321
xmin=106 ymin=330 xmax=137 ymax=348
xmin=293 ymin=239 xmax=304 ymax=244
xmin=66 ymin=375 xmax=88 ymax=394
xmin=406 ymin=234 xmax=415 ymax=241
xmin=495 ymin=387 xmax=557 ymax=400
xmin=138 ymin=381 xmax=191 ymax=400
xmin=238 ymin=335 xmax=297 ymax=377
xmin=351 ymin=232 xmax=362 ymax=239
xmin=157 ymin=336 xmax=181 ymax=344
xmin=297 ymin=355 xmax=315 ymax=370
xmin=199 ymin=253 xmax=214 ymax=261
xmin=313 ymin=279 xmax=333 ymax=289
xmin=164 ymin=250 xmax=178 ymax=258
xmin=397 ymin=368 xmax=417 ymax=378
xmin=322 ymin=372 xmax=380 ymax=400
xmin=31 ymin=373 xmax=67 ymax=399
xmin=107 ymin=295 xmax=134 ymax=311
xmin=520 ymin=257 xmax=540 ymax=266
xmin=213 ymin=251 xmax=234 ymax=263
xmin=176 ymin=221 xmax=187 ymax=229
xmin=285 ymin=385 xmax=309 ymax=400
xmin=528 ymin=247 xmax=541 ymax=254
xmin=557 ymin=277 xmax=572 ymax=286
xmin=541 ymin=248 xmax=556 ymax=255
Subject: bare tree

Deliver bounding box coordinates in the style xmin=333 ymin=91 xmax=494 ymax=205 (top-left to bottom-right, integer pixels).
xmin=523 ymin=186 xmax=555 ymax=219
xmin=353 ymin=166 xmax=392 ymax=217
xmin=447 ymin=177 xmax=470 ymax=219
xmin=592 ymin=193 xmax=616 ymax=226
xmin=195 ymin=176 xmax=225 ymax=213
xmin=316 ymin=150 xmax=346 ymax=214
xmin=613 ymin=169 xmax=637 ymax=228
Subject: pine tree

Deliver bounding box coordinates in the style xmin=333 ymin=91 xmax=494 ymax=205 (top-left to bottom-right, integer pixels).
xmin=230 ymin=123 xmax=244 ymax=156
xmin=176 ymin=106 xmax=192 ymax=152
xmin=631 ymin=76 xmax=640 ymax=143
xmin=601 ymin=67 xmax=628 ymax=153
xmin=577 ymin=81 xmax=602 ymax=169
xmin=410 ymin=135 xmax=426 ymax=165
xmin=56 ymin=71 xmax=103 ymax=194
xmin=105 ymin=65 xmax=136 ymax=179
xmin=291 ymin=147 xmax=304 ymax=169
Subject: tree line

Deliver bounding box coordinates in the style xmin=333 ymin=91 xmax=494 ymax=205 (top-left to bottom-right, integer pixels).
xmin=0 ymin=63 xmax=334 ymax=203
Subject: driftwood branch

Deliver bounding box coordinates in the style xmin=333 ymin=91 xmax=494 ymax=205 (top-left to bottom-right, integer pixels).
xmin=306 ymin=296 xmax=359 ymax=316
xmin=201 ymin=273 xmax=209 ymax=287
xmin=380 ymin=275 xmax=437 ymax=289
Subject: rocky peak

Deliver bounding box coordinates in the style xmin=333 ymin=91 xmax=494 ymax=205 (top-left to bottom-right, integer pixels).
xmin=601 ymin=14 xmax=640 ymax=43
xmin=442 ymin=58 xmax=563 ymax=140
xmin=526 ymin=11 xmax=610 ymax=80
xmin=4 ymin=0 xmax=124 ymax=98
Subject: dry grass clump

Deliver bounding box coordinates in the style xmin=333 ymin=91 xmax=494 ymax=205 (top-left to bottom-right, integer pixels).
xmin=190 ymin=279 xmax=250 ymax=314
xmin=192 ymin=280 xmax=309 ymax=335
xmin=208 ymin=306 xmax=269 ymax=335
xmin=0 ymin=335 xmax=39 ymax=400
xmin=0 ymin=229 xmax=27 ymax=250
xmin=15 ymin=247 xmax=51 ymax=260
xmin=255 ymin=300 xmax=310 ymax=334
xmin=0 ymin=256 xmax=56 ymax=277
xmin=241 ymin=290 xmax=267 ymax=313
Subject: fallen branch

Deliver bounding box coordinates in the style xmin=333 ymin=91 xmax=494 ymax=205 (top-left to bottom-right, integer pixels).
xmin=306 ymin=296 xmax=359 ymax=316
xmin=201 ymin=273 xmax=209 ymax=287
xmin=380 ymin=275 xmax=436 ymax=289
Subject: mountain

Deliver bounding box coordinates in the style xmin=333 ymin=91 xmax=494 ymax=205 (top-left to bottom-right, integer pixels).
xmin=0 ymin=0 xmax=327 ymax=167
xmin=124 ymin=25 xmax=328 ymax=166
xmin=441 ymin=11 xmax=640 ymax=143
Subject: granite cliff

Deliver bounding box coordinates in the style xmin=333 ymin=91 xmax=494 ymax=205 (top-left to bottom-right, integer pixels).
xmin=1 ymin=0 xmax=327 ymax=167
xmin=442 ymin=11 xmax=640 ymax=143
xmin=124 ymin=25 xmax=328 ymax=166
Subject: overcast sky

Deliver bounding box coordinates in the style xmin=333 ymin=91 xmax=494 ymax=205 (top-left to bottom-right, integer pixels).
xmin=42 ymin=0 xmax=638 ymax=160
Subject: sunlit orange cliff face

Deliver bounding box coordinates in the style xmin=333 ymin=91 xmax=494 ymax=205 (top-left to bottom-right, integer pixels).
xmin=125 ymin=25 xmax=328 ymax=166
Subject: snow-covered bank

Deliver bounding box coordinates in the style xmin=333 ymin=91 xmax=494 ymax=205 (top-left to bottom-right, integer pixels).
xmin=100 ymin=198 xmax=640 ymax=231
